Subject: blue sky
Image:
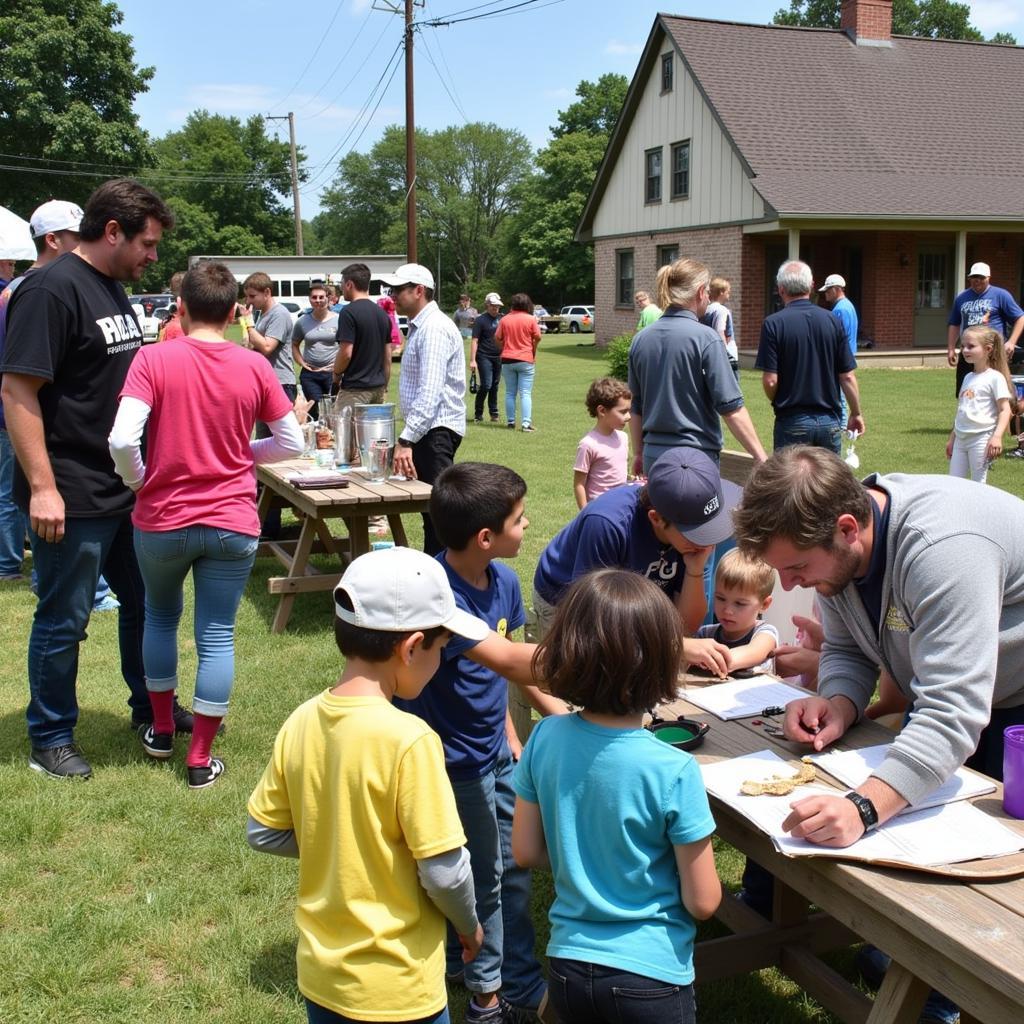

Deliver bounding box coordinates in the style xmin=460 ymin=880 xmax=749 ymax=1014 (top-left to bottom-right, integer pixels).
xmin=116 ymin=1 xmax=1024 ymax=216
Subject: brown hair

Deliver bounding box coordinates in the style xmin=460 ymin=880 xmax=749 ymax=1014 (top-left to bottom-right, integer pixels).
xmin=714 ymin=548 xmax=775 ymax=601
xmin=534 ymin=570 xmax=682 ymax=715
xmin=509 ymin=292 xmax=532 ymax=313
xmin=168 ymin=270 xmax=185 ymax=296
xmin=732 ymin=446 xmax=871 ymax=558
xmin=962 ymin=325 xmax=1017 ymax=411
xmin=341 ymin=263 xmax=371 ymax=292
xmin=242 ymin=271 xmax=272 ymax=293
xmin=709 ymin=276 xmax=731 ymax=301
xmin=180 ymin=262 xmax=239 ymax=324
xmin=78 ymin=178 xmax=174 ymax=242
xmin=656 ymin=256 xmax=710 ymax=309
xmin=585 ymin=377 xmax=631 ymax=417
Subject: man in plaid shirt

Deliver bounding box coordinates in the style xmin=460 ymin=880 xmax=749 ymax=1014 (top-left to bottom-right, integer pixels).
xmin=383 ymin=263 xmax=467 ymax=554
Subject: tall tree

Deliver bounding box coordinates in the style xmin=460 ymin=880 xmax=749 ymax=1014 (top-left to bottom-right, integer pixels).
xmin=773 ymin=0 xmax=1016 ymax=43
xmin=0 ymin=0 xmax=153 ymax=213
xmin=151 ymin=111 xmax=299 ymax=255
xmin=551 ymin=74 xmax=630 ymax=138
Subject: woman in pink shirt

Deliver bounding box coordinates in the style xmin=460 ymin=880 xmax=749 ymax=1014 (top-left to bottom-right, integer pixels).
xmin=496 ymin=292 xmax=541 ymax=432
xmin=109 ymin=263 xmax=304 ymax=789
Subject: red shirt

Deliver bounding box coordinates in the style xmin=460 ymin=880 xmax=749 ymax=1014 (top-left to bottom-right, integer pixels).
xmin=496 ymin=311 xmax=540 ymax=363
xmin=160 ymin=314 xmax=184 ymax=341
xmin=120 ymin=336 xmax=293 ymax=535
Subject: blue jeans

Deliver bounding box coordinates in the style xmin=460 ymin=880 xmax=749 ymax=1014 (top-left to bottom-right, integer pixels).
xmin=447 ymin=751 xmax=545 ymax=1008
xmin=134 ymin=525 xmax=258 ymax=717
xmin=548 ymin=957 xmax=695 ymax=1024
xmin=27 ymin=513 xmax=148 ymax=747
xmin=474 ymin=354 xmax=501 ymax=420
xmin=501 ymin=361 xmax=535 ymax=427
xmin=0 ymin=429 xmax=27 ymax=576
xmin=305 ymin=999 xmax=449 ymax=1024
xmin=300 ymin=368 xmax=334 ymax=416
xmin=773 ymin=412 xmax=842 ymax=453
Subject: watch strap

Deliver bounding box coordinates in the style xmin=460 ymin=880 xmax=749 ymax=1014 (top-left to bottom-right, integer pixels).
xmin=844 ymin=791 xmax=879 ymax=833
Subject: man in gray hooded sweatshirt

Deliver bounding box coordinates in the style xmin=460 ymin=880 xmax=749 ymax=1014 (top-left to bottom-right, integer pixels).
xmin=732 ymin=445 xmax=1024 ymax=848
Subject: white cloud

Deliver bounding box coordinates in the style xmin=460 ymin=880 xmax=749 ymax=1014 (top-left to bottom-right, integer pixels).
xmin=174 ymin=83 xmax=278 ymax=118
xmin=970 ymin=1 xmax=1022 ymax=34
xmin=605 ymin=39 xmax=642 ymax=55
xmin=350 ymin=0 xmax=374 ymax=12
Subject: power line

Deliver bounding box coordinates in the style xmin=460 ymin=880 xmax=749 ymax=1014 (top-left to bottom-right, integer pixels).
xmin=419 ymin=27 xmax=469 ymax=124
xmin=269 ymin=0 xmax=350 ymax=113
xmin=418 ymin=0 xmax=562 ymax=29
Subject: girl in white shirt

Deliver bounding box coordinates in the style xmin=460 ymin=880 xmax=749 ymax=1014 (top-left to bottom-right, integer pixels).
xmin=947 ymin=325 xmax=1014 ymax=483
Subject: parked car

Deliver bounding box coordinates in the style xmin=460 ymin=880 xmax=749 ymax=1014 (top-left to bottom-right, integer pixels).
xmin=129 ymin=293 xmax=173 ymax=317
xmin=533 ymin=305 xmax=549 ymax=333
xmin=279 ymin=301 xmax=301 ymax=326
xmin=559 ymin=304 xmax=595 ymax=334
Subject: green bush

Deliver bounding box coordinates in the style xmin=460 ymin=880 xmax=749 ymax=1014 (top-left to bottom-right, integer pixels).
xmin=605 ymin=332 xmax=633 ymax=382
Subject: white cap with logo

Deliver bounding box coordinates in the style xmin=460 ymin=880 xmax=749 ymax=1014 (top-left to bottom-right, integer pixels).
xmin=818 ymin=274 xmax=846 ymax=291
xmin=968 ymin=262 xmax=991 ymax=279
xmin=30 ymin=200 xmax=84 ymax=239
xmin=485 ymin=292 xmax=502 ymax=306
xmin=378 ymin=263 xmax=435 ymax=290
xmin=334 ymin=546 xmax=488 ymax=641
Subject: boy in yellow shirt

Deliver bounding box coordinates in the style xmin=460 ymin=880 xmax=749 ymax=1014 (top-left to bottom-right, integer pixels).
xmin=247 ymin=547 xmax=487 ymax=1023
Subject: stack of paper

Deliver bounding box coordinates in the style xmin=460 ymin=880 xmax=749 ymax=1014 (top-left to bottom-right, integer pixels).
xmin=701 ymin=750 xmax=1023 ymax=867
xmin=808 ymin=744 xmax=996 ymax=812
xmin=679 ymin=677 xmax=809 ymax=720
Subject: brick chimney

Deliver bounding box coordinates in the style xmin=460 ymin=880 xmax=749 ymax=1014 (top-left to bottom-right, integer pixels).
xmin=841 ymin=0 xmax=893 ymax=46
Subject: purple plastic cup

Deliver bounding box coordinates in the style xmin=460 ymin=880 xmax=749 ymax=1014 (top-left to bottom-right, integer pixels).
xmin=1003 ymin=725 xmax=1024 ymax=819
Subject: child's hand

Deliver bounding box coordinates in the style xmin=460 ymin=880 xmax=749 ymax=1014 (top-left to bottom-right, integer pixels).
xmin=631 ymin=453 xmax=644 ymax=478
xmin=459 ymin=923 xmax=484 ymax=962
xmin=683 ymin=637 xmax=731 ymax=678
xmin=987 ymin=434 xmax=1003 ymax=461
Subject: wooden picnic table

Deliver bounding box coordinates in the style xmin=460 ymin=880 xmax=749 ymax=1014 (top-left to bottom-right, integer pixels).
xmin=659 ymin=687 xmax=1024 ymax=1024
xmin=255 ymin=458 xmax=432 ymax=632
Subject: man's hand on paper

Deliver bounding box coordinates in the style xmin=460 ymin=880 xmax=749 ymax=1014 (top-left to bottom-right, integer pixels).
xmin=782 ymin=793 xmax=865 ymax=847
xmin=783 ymin=695 xmax=856 ymax=751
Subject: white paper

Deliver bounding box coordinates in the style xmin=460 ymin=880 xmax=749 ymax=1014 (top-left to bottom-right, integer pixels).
xmin=701 ymin=750 xmax=1023 ymax=867
xmin=808 ymin=745 xmax=996 ymax=812
xmin=679 ymin=677 xmax=809 ymax=720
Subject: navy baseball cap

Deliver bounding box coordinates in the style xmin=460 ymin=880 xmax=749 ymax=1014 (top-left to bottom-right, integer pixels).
xmin=646 ymin=448 xmax=742 ymax=546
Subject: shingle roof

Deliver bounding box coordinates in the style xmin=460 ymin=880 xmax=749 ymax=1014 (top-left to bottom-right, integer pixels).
xmin=660 ymin=16 xmax=1024 ymax=219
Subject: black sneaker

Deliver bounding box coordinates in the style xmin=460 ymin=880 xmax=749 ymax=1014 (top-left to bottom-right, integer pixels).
xmin=187 ymin=757 xmax=225 ymax=790
xmin=29 ymin=744 xmax=92 ymax=780
xmin=138 ymin=724 xmax=174 ymax=760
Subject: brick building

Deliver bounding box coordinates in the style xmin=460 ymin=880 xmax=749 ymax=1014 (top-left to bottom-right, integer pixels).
xmin=578 ymin=1 xmax=1024 ymax=351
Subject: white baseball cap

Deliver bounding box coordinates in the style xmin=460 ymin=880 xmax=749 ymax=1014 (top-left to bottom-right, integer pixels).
xmin=29 ymin=200 xmax=84 ymax=239
xmin=334 ymin=546 xmax=488 ymax=641
xmin=378 ymin=263 xmax=435 ymax=290
xmin=818 ymin=274 xmax=846 ymax=291
xmin=485 ymin=292 xmax=502 ymax=306
xmin=968 ymin=262 xmax=991 ymax=278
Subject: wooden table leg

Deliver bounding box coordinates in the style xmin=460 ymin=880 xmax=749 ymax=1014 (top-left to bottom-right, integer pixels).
xmin=271 ymin=513 xmax=318 ymax=634
xmin=348 ymin=515 xmax=371 ymax=560
xmin=866 ymin=960 xmax=930 ymax=1024
xmin=256 ymin=482 xmax=273 ymax=523
xmin=388 ymin=513 xmax=408 ymax=546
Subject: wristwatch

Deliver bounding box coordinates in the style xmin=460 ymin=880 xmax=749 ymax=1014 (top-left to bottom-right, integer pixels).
xmin=845 ymin=791 xmax=879 ymax=833
xmin=396 ymin=438 xmax=412 ymax=449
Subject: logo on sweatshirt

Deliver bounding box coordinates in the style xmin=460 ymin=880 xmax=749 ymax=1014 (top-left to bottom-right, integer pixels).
xmin=884 ymin=604 xmax=910 ymax=633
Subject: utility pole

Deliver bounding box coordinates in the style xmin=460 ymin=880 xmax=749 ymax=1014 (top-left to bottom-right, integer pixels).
xmin=266 ymin=112 xmax=304 ymax=255
xmin=375 ymin=1 xmax=423 ymax=263
xmin=404 ymin=0 xmax=417 ymax=263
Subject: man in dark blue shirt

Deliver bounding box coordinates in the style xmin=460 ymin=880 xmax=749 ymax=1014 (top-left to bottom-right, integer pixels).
xmin=470 ymin=292 xmax=502 ymax=423
xmin=756 ymin=260 xmax=864 ymax=453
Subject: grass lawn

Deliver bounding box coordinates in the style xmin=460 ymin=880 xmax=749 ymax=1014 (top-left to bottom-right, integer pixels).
xmin=1 ymin=331 xmax=1021 ymax=1023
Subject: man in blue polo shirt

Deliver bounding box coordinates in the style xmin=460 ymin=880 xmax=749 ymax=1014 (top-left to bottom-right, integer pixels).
xmin=756 ymin=260 xmax=865 ymax=453
xmin=947 ymin=261 xmax=1024 ymax=397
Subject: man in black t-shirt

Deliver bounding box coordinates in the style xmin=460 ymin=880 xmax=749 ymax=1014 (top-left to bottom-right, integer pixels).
xmin=755 ymin=260 xmax=865 ymax=453
xmin=0 ymin=179 xmax=175 ymax=780
xmin=332 ymin=262 xmax=393 ymax=420
xmin=470 ymin=292 xmax=503 ymax=422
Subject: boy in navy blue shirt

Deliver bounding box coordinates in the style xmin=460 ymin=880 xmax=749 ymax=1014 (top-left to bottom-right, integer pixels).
xmin=395 ymin=462 xmax=561 ymax=1023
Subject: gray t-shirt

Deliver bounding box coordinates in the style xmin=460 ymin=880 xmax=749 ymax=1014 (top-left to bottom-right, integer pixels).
xmin=292 ymin=311 xmax=339 ymax=370
xmin=256 ymin=303 xmax=295 ymax=385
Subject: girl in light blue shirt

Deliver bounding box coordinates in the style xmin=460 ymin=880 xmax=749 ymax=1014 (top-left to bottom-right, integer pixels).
xmin=512 ymin=569 xmax=720 ymax=1024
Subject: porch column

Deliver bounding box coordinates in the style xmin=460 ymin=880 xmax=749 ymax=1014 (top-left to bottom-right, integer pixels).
xmin=788 ymin=227 xmax=801 ymax=261
xmin=954 ymin=229 xmax=967 ymax=286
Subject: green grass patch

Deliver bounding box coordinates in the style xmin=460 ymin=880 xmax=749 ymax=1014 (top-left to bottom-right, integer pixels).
xmin=1 ymin=332 xmax=1019 ymax=1022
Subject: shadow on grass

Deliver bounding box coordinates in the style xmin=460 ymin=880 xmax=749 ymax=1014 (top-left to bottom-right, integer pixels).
xmin=249 ymin=939 xmax=300 ymax=1001
xmin=246 ymin=556 xmax=338 ymax=636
